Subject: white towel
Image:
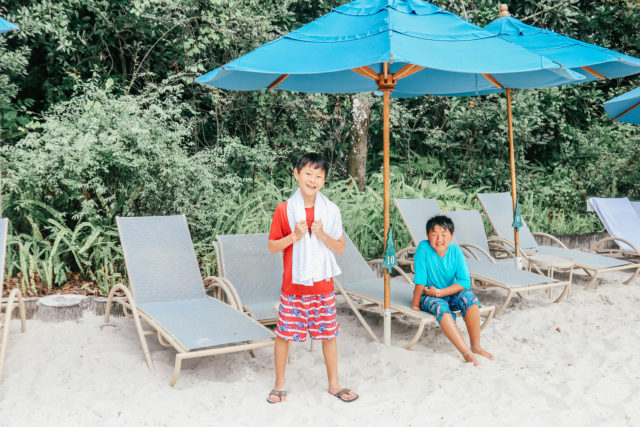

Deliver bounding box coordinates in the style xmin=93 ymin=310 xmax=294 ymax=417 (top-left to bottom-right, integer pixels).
xmin=287 ymin=188 xmax=343 ymax=286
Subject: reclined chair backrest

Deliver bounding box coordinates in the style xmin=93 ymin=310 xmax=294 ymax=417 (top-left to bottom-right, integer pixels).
xmin=632 ymin=201 xmax=640 ymax=219
xmin=587 ymin=197 xmax=640 ymax=252
xmin=215 ymin=233 xmax=283 ymax=321
xmin=444 ymin=210 xmax=491 ymax=256
xmin=117 ymin=215 xmax=206 ymax=304
xmin=476 ymin=192 xmax=538 ymax=250
xmin=334 ymin=233 xmax=378 ymax=284
xmin=394 ymin=198 xmax=443 ymax=245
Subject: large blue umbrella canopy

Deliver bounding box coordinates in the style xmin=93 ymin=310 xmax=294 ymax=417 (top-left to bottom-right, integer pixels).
xmin=196 ymin=0 xmax=586 ymax=345
xmin=0 ymin=17 xmax=18 ymax=34
xmin=483 ymin=9 xmax=640 ymax=256
xmin=197 ymin=0 xmax=584 ymax=95
xmin=605 ymin=87 xmax=640 ymax=124
xmin=484 ymin=15 xmax=640 ymax=81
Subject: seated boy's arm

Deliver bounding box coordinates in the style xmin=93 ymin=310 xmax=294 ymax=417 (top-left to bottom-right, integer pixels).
xmin=411 ymin=285 xmax=425 ymax=310
xmin=437 ymin=284 xmax=465 ymax=297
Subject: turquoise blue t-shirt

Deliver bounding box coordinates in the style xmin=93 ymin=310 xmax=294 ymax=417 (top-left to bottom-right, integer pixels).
xmin=413 ymin=241 xmax=470 ymax=290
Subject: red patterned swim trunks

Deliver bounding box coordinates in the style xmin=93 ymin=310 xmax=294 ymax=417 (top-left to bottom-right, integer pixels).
xmin=275 ymin=292 xmax=339 ymax=342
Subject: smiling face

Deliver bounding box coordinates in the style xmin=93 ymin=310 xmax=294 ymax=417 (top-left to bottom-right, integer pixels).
xmin=293 ymin=164 xmax=327 ymax=201
xmin=427 ymin=224 xmax=453 ymax=257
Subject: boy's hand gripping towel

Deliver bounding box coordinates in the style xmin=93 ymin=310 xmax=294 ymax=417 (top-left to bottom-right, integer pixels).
xmin=287 ymin=188 xmax=343 ymax=286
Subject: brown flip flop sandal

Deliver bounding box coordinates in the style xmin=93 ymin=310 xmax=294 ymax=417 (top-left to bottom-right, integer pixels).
xmin=267 ymin=389 xmax=287 ymax=404
xmin=334 ymin=388 xmax=359 ymax=402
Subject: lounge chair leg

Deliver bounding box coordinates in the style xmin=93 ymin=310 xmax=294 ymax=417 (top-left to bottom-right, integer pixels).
xmin=170 ymin=354 xmax=184 ymax=387
xmin=479 ymin=306 xmax=495 ymax=331
xmin=8 ymin=289 xmax=26 ymax=333
xmin=495 ymin=290 xmax=514 ymax=315
xmin=623 ymin=266 xmax=640 ymax=286
xmin=0 ymin=317 xmax=9 ymax=381
xmin=335 ymin=281 xmax=379 ymax=342
xmin=585 ymin=271 xmax=600 ymax=290
xmin=107 ymin=284 xmax=154 ymax=370
xmin=404 ymin=319 xmax=427 ymax=350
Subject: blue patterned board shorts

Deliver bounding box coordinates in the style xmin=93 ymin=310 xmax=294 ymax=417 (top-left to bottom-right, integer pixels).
xmin=420 ymin=290 xmax=479 ymax=324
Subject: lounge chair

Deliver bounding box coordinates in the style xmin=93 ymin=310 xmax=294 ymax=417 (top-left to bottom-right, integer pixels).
xmin=214 ymin=233 xmax=283 ymax=324
xmin=333 ymin=233 xmax=495 ymax=349
xmin=105 ymin=215 xmax=274 ymax=386
xmin=587 ymin=197 xmax=640 ymax=260
xmin=395 ymin=199 xmax=571 ymax=314
xmin=478 ymin=192 xmax=640 ymax=290
xmin=0 ymin=218 xmax=27 ymax=382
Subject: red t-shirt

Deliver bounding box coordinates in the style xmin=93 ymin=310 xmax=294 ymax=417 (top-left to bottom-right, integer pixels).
xmin=269 ymin=201 xmax=334 ymax=295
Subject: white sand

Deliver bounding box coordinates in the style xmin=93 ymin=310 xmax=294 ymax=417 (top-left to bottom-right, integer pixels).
xmin=1 ymin=270 xmax=640 ymax=427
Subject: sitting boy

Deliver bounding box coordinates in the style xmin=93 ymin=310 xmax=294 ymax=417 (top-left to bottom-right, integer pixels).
xmin=411 ymin=215 xmax=493 ymax=366
xmin=267 ymin=153 xmax=358 ymax=403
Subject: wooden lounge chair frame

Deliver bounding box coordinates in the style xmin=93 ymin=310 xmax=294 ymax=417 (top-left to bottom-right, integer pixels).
xmin=0 ymin=219 xmax=27 ymax=382
xmin=478 ymin=192 xmax=640 ymax=290
xmin=587 ymin=198 xmax=640 ymax=261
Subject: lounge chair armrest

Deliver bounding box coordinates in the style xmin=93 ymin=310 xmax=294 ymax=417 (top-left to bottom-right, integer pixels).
xmin=396 ymin=245 xmax=415 ymax=260
xmin=203 ymin=275 xmax=243 ymax=312
xmin=367 ymin=259 xmax=413 ymax=283
xmin=591 ymin=236 xmax=640 ymax=255
xmin=459 ymin=243 xmax=493 ymax=262
xmin=392 ymin=265 xmax=414 ymax=284
xmin=532 ymin=232 xmax=568 ymax=249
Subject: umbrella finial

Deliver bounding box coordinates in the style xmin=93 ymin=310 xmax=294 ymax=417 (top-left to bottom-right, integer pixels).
xmin=499 ymin=4 xmax=511 ymax=17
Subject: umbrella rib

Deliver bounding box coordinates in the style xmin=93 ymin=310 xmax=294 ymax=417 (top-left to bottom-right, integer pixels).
xmin=393 ymin=64 xmax=425 ymax=80
xmin=611 ymin=100 xmax=640 ymax=121
xmin=482 ymin=73 xmax=504 ymax=89
xmin=581 ymin=66 xmax=606 ymax=80
xmin=351 ymin=66 xmax=379 ymax=80
xmin=268 ymin=74 xmax=290 ymax=90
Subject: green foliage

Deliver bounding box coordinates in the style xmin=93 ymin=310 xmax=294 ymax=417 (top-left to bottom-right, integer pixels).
xmin=1 ymin=0 xmax=639 ymax=294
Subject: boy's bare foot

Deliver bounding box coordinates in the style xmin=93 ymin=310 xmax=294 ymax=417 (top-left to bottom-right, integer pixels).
xmin=328 ymin=386 xmax=358 ymax=402
xmin=471 ymin=345 xmax=494 ymax=361
xmin=463 ymin=351 xmax=479 ymax=366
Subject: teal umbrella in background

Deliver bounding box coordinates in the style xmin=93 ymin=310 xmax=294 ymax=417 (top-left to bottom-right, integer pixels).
xmin=605 ymin=87 xmax=640 ymax=125
xmin=484 ymin=4 xmax=640 ymax=257
xmin=0 ymin=17 xmax=18 ymax=33
xmin=196 ymin=0 xmax=585 ymax=345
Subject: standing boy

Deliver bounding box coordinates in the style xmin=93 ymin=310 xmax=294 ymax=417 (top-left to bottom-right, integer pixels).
xmin=411 ymin=215 xmax=494 ymax=366
xmin=267 ymin=153 xmax=358 ymax=404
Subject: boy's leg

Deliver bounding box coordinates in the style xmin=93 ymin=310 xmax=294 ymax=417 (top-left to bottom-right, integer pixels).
xmin=270 ymin=336 xmax=289 ymax=402
xmin=439 ymin=312 xmax=478 ymax=366
xmin=321 ymin=338 xmax=357 ymax=400
xmin=422 ymin=295 xmax=478 ymax=365
xmin=463 ymin=305 xmax=494 ymax=361
xmin=453 ymin=290 xmax=494 ymax=361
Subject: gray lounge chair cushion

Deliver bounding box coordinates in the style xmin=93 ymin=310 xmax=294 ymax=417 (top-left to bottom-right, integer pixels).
xmin=118 ymin=216 xmax=206 ymax=304
xmin=478 ymin=192 xmax=630 ymax=269
xmin=587 ymin=197 xmax=640 ymax=252
xmin=334 ymin=234 xmax=379 ymax=284
xmin=476 ymin=192 xmax=539 ymax=250
xmin=117 ymin=215 xmax=273 ymax=351
xmin=216 ymin=233 xmax=283 ymax=321
xmin=466 ymin=258 xmax=556 ymax=287
xmin=394 ymin=199 xmax=443 ymax=245
xmin=139 ymin=298 xmax=273 ymax=351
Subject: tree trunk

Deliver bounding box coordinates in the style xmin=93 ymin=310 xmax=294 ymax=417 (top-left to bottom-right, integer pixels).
xmin=348 ymin=96 xmax=370 ymax=191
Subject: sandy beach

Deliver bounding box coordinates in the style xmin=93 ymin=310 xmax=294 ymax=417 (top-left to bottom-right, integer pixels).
xmin=1 ymin=269 xmax=639 ymax=427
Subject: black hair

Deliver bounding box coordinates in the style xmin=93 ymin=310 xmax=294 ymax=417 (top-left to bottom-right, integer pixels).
xmin=426 ymin=215 xmax=455 ymax=234
xmin=295 ymin=152 xmax=330 ymax=176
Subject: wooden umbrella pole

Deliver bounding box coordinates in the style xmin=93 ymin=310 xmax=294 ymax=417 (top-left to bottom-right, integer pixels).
xmin=506 ymin=88 xmax=519 ymax=257
xmin=380 ymin=62 xmax=393 ymax=346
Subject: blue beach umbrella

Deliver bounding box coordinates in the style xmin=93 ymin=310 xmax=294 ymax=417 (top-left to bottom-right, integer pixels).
xmin=196 ymin=0 xmax=585 ymax=345
xmin=484 ymin=5 xmax=640 ymax=256
xmin=0 ymin=17 xmax=18 ymax=34
xmin=604 ymin=87 xmax=640 ymax=125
